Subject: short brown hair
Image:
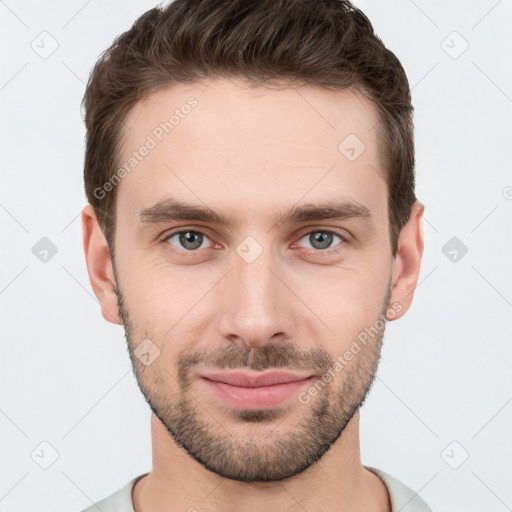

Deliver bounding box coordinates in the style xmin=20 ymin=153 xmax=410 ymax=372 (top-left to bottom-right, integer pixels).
xmin=82 ymin=0 xmax=416 ymax=258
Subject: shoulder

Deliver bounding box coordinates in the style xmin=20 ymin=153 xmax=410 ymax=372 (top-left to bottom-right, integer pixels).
xmin=364 ymin=465 xmax=433 ymax=512
xmin=81 ymin=473 xmax=148 ymax=512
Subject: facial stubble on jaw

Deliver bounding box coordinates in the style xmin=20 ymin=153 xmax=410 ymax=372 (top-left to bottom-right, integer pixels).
xmin=113 ymin=265 xmax=392 ymax=482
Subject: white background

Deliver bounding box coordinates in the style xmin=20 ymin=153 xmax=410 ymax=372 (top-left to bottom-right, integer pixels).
xmin=1 ymin=0 xmax=511 ymax=510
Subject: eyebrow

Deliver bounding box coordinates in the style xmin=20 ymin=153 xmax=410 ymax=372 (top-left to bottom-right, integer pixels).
xmin=137 ymin=197 xmax=372 ymax=230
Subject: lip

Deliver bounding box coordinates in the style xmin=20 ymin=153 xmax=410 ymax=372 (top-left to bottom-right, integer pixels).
xmin=199 ymin=370 xmax=316 ymax=410
xmin=200 ymin=370 xmax=314 ymax=387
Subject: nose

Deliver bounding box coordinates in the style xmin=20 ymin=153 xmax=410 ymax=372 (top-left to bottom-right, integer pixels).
xmin=217 ymin=247 xmax=296 ymax=350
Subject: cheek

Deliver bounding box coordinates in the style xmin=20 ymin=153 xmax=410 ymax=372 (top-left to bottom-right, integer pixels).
xmin=114 ymin=262 xmax=171 ymax=342
xmin=300 ymin=266 xmax=389 ymax=347
xmin=117 ymin=255 xmax=217 ymax=355
xmin=116 ymin=223 xmax=391 ymax=342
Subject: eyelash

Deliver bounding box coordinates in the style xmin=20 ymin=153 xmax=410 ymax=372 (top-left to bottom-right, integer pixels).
xmin=161 ymin=228 xmax=349 ymax=255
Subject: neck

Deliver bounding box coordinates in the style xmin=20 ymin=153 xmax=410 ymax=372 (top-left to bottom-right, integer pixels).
xmin=132 ymin=411 xmax=391 ymax=512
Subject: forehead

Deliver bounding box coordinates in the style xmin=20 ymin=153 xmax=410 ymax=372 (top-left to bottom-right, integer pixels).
xmin=115 ymin=77 xmax=386 ymax=226
xmin=121 ymin=78 xmax=381 ymax=152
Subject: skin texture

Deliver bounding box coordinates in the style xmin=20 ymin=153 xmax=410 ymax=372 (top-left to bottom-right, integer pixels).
xmin=82 ymin=77 xmax=424 ymax=511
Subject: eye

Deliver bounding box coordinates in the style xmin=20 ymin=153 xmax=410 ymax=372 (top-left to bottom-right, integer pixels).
xmin=297 ymin=229 xmax=345 ymax=251
xmin=165 ymin=230 xmax=212 ymax=251
xmin=162 ymin=228 xmax=347 ymax=255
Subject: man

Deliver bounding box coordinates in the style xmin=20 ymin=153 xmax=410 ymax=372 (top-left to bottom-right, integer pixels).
xmin=81 ymin=0 xmax=430 ymax=510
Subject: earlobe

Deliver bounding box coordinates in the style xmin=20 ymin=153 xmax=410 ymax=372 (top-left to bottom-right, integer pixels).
xmin=81 ymin=204 xmax=123 ymax=325
xmin=388 ymin=201 xmax=425 ymax=321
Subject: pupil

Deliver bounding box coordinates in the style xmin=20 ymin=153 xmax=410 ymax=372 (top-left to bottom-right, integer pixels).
xmin=311 ymin=231 xmax=332 ymax=249
xmin=180 ymin=231 xmax=202 ymax=250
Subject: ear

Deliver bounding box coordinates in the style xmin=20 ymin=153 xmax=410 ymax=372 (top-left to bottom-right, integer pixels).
xmin=81 ymin=204 xmax=123 ymax=325
xmin=388 ymin=201 xmax=425 ymax=321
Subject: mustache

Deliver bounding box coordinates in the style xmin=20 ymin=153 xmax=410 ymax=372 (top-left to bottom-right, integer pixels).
xmin=177 ymin=342 xmax=335 ymax=384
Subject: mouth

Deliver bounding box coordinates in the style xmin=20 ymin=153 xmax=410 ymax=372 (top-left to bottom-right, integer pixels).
xmin=198 ymin=370 xmax=316 ymax=410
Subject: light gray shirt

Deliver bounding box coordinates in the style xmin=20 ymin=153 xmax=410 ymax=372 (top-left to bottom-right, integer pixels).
xmin=82 ymin=465 xmax=432 ymax=511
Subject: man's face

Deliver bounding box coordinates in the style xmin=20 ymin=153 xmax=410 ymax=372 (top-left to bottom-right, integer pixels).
xmin=110 ymin=78 xmax=397 ymax=482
